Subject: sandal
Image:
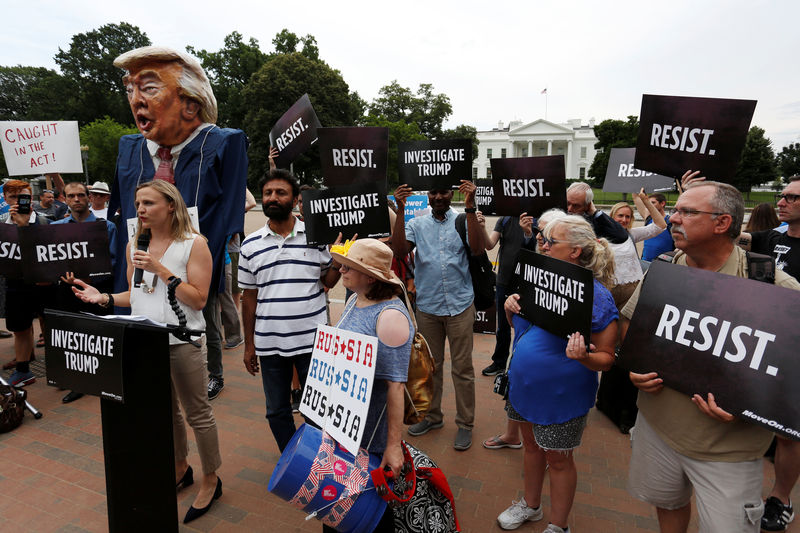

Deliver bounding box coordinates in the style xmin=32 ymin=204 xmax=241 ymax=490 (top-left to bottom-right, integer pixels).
xmin=36 ymin=334 xmax=45 ymax=348
xmin=483 ymin=435 xmax=523 ymax=449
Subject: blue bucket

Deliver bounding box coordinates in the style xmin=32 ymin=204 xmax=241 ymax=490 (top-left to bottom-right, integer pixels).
xmin=268 ymin=424 xmax=387 ymax=532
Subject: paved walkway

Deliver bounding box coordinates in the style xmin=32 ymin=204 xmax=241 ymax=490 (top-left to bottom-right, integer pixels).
xmin=0 ymin=309 xmax=794 ymax=533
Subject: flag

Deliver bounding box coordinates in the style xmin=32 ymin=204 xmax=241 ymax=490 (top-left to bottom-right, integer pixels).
xmin=541 ymin=88 xmax=548 ymax=94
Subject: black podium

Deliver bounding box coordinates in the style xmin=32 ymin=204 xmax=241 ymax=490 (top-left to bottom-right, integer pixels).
xmin=44 ymin=310 xmax=178 ymax=532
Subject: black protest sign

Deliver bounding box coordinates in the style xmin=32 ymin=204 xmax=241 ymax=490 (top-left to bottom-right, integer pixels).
xmin=617 ymin=261 xmax=800 ymax=441
xmin=475 ymin=179 xmax=496 ymax=215
xmin=303 ymin=181 xmax=390 ymax=245
xmin=490 ymin=156 xmax=567 ymax=216
xmin=635 ymin=94 xmax=757 ymax=180
xmin=44 ymin=310 xmax=126 ymax=403
xmin=19 ymin=221 xmax=111 ymax=283
xmin=474 ymin=301 xmax=497 ymax=335
xmin=398 ymin=139 xmax=472 ymax=190
xmin=510 ymin=249 xmax=594 ymax=341
xmin=269 ymin=94 xmax=322 ymax=169
xmin=602 ymin=148 xmax=676 ymax=193
xmin=319 ymin=127 xmax=389 ymax=187
xmin=0 ymin=224 xmax=22 ymax=279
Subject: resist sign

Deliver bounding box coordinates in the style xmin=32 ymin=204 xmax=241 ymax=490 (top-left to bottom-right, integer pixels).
xmin=269 ymin=94 xmax=322 ymax=169
xmin=319 ymin=127 xmax=388 ymax=187
xmin=1 ymin=121 xmax=82 ymax=175
xmin=490 ymin=156 xmax=567 ymax=216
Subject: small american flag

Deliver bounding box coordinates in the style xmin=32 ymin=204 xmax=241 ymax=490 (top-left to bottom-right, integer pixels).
xmin=541 ymin=88 xmax=548 ymax=94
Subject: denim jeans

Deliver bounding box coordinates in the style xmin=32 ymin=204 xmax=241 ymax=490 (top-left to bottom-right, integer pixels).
xmin=259 ymin=353 xmax=312 ymax=452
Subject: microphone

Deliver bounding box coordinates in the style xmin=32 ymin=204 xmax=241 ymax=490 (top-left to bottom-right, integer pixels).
xmin=133 ymin=229 xmax=151 ymax=288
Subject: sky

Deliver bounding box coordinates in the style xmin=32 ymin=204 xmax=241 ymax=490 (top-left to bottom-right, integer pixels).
xmin=3 ymin=0 xmax=799 ymax=150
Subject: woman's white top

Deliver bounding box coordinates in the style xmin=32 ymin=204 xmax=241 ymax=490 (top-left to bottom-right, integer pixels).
xmin=610 ymin=224 xmax=665 ymax=285
xmin=130 ymin=235 xmax=206 ymax=345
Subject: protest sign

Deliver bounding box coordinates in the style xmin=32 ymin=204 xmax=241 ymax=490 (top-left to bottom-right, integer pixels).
xmin=300 ymin=324 xmax=378 ymax=453
xmin=474 ymin=302 xmax=497 ymax=335
xmin=18 ymin=221 xmax=112 ymax=283
xmin=475 ymin=179 xmax=496 ymax=215
xmin=634 ymin=94 xmax=756 ymax=180
xmin=45 ymin=311 xmax=126 ymax=403
xmin=398 ymin=139 xmax=472 ymax=190
xmin=602 ymin=148 xmax=676 ymax=193
xmin=319 ymin=127 xmax=389 ymax=187
xmin=617 ymin=261 xmax=800 ymax=441
xmin=0 ymin=224 xmax=22 ymax=279
xmin=490 ymin=156 xmax=567 ymax=216
xmin=0 ymin=190 xmax=8 ymax=217
xmin=269 ymin=94 xmax=322 ymax=169
xmin=389 ymin=194 xmax=429 ymax=223
xmin=0 ymin=121 xmax=82 ymax=175
xmin=510 ymin=249 xmax=594 ymax=341
xmin=303 ymin=181 xmax=390 ymax=245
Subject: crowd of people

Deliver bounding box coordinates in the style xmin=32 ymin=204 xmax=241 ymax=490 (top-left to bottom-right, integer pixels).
xmin=1 ymin=43 xmax=798 ymax=533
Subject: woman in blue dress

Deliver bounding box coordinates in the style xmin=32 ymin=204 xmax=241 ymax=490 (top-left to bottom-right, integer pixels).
xmin=497 ymin=215 xmax=618 ymax=533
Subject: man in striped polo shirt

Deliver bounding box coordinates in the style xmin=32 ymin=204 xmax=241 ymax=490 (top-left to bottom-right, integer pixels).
xmin=240 ymin=169 xmax=342 ymax=451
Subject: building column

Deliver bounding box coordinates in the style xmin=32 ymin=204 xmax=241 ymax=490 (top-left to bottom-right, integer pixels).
xmin=510 ymin=142 xmax=515 ymax=158
xmin=547 ymin=139 xmax=553 ymax=156
xmin=527 ymin=140 xmax=533 ymax=158
xmin=566 ymin=139 xmax=573 ymax=178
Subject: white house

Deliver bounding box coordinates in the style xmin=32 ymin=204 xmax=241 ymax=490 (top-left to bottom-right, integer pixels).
xmin=473 ymin=118 xmax=598 ymax=181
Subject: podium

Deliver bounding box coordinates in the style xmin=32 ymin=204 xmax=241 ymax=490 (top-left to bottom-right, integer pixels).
xmin=44 ymin=310 xmax=178 ymax=532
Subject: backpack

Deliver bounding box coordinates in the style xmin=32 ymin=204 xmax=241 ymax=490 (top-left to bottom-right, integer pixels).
xmin=0 ymin=384 xmax=26 ymax=433
xmin=454 ymin=213 xmax=496 ymax=311
xmin=654 ymin=250 xmax=775 ymax=284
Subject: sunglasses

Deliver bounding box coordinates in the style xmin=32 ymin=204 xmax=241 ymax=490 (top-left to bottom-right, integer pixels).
xmin=540 ymin=235 xmax=568 ymax=247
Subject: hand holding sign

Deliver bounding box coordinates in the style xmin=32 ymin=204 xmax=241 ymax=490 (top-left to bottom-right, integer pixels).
xmin=692 ymin=393 xmax=735 ymax=422
xmin=629 ymin=371 xmax=664 ymax=394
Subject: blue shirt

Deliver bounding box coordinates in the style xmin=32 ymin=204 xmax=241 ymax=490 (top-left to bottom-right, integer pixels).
xmin=642 ymin=214 xmax=674 ymax=261
xmin=52 ymin=211 xmax=117 ymax=270
xmin=405 ymin=209 xmax=473 ymax=316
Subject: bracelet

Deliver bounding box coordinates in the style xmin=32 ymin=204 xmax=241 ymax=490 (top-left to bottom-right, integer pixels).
xmin=167 ymin=276 xmax=182 ymax=290
xmin=100 ymin=293 xmax=114 ymax=308
xmin=464 ymin=207 xmax=477 ymax=214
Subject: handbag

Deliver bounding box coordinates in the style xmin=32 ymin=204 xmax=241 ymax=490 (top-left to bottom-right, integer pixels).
xmin=401 ymin=285 xmax=435 ymax=425
xmin=493 ymin=324 xmax=533 ymax=400
xmin=371 ymin=441 xmax=460 ymax=532
xmin=0 ymin=383 xmax=26 ymax=433
xmin=455 ymin=213 xmax=496 ymax=311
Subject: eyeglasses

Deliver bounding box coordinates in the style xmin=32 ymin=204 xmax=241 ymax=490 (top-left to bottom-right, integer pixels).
xmin=541 ymin=235 xmax=568 ymax=247
xmin=669 ymin=207 xmax=723 ymax=218
xmin=339 ymin=265 xmax=350 ymax=272
xmin=776 ymin=193 xmax=800 ymax=204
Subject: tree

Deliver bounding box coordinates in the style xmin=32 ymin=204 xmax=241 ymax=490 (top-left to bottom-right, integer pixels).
xmin=187 ymin=32 xmax=268 ymax=128
xmin=588 ymin=116 xmax=640 ymax=186
xmin=440 ymin=124 xmax=479 ymax=164
xmin=242 ymin=52 xmax=362 ymax=186
xmin=79 ymin=117 xmax=138 ymax=183
xmin=54 ymin=22 xmax=151 ymax=125
xmin=0 ymin=66 xmax=75 ymax=121
xmin=272 ymin=29 xmax=319 ymax=60
xmin=776 ymin=143 xmax=800 ymax=178
xmin=368 ymin=81 xmax=452 ymax=139
xmin=732 ymin=126 xmax=777 ymax=193
xmin=361 ymin=115 xmax=426 ymax=187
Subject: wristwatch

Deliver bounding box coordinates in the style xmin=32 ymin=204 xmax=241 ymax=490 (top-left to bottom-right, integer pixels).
xmin=464 ymin=207 xmax=477 ymax=213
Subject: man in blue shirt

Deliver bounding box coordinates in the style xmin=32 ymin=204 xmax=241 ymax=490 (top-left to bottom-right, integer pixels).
xmin=391 ymin=181 xmax=486 ymax=450
xmin=641 ymin=193 xmax=674 ymax=261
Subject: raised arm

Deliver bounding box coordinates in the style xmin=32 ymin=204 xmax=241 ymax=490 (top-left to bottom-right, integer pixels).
xmin=634 ymin=188 xmax=667 ymax=229
xmin=460 ymin=180 xmax=486 ymax=255
xmin=390 ymin=185 xmax=414 ymax=258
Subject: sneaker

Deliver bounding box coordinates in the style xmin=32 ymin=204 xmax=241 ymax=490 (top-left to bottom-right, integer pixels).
xmin=8 ymin=370 xmax=35 ymax=387
xmin=224 ymin=338 xmax=243 ymax=349
xmin=408 ymin=419 xmax=444 ymax=436
xmin=542 ymin=525 xmax=569 ymax=533
xmin=207 ymin=377 xmax=224 ymax=400
xmin=497 ymin=497 xmax=543 ymax=530
xmin=291 ymin=388 xmax=302 ymax=413
xmin=454 ymin=427 xmax=472 ymax=451
xmin=762 ymin=496 xmax=794 ymax=531
xmin=482 ymin=362 xmax=504 ymax=376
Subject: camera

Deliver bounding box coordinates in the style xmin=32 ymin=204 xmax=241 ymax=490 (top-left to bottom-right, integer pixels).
xmin=17 ymin=194 xmax=31 ymax=215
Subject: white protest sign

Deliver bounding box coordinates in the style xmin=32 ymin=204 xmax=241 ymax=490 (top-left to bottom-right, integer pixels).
xmin=300 ymin=324 xmax=377 ymax=454
xmin=0 ymin=121 xmax=83 ymax=176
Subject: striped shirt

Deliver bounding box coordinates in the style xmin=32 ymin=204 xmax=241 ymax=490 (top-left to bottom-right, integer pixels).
xmin=239 ymin=218 xmax=331 ymax=357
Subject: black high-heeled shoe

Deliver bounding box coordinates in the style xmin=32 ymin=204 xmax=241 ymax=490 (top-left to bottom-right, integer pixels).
xmin=176 ymin=465 xmax=194 ymax=490
xmin=183 ymin=477 xmax=222 ymax=524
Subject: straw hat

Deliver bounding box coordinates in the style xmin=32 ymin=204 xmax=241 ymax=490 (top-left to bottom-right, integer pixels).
xmin=88 ymin=181 xmax=111 ymax=195
xmin=330 ymin=239 xmax=403 ymax=288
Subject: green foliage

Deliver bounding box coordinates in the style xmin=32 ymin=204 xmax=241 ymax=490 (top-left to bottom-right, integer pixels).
xmin=361 ymin=115 xmax=425 ymax=187
xmin=79 ymin=117 xmax=138 ymax=182
xmin=732 ymin=126 xmax=777 ymax=193
xmin=242 ymin=52 xmax=362 ymax=187
xmin=588 ymin=116 xmax=640 ymax=186
xmin=368 ymin=81 xmax=452 ymax=139
xmin=54 ymin=22 xmax=151 ymax=125
xmin=271 ymin=29 xmax=320 ymax=60
xmin=0 ymin=66 xmax=75 ymax=121
xmin=440 ymin=124 xmax=479 ymax=163
xmin=775 ymin=142 xmax=800 ymax=178
xmin=187 ymin=32 xmax=268 ymax=128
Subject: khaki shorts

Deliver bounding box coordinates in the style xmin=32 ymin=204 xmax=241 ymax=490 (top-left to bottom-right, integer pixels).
xmin=628 ymin=412 xmax=764 ymax=533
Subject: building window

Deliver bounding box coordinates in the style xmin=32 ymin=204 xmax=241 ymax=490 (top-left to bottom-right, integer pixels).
xmin=579 ymin=167 xmax=586 ymax=179
xmin=486 ymin=168 xmax=492 ymax=179
xmin=580 ymin=146 xmax=587 ymax=159
xmin=487 ymin=148 xmax=493 ymax=159
xmin=472 ymin=167 xmax=478 ymax=180
xmin=501 ymin=148 xmax=507 ymax=158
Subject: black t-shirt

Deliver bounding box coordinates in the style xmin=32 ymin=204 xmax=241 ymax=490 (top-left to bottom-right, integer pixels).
xmin=751 ymin=229 xmax=800 ymax=281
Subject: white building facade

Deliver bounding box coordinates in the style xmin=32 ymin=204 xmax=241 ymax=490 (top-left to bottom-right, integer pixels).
xmin=473 ymin=118 xmax=598 ymax=181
